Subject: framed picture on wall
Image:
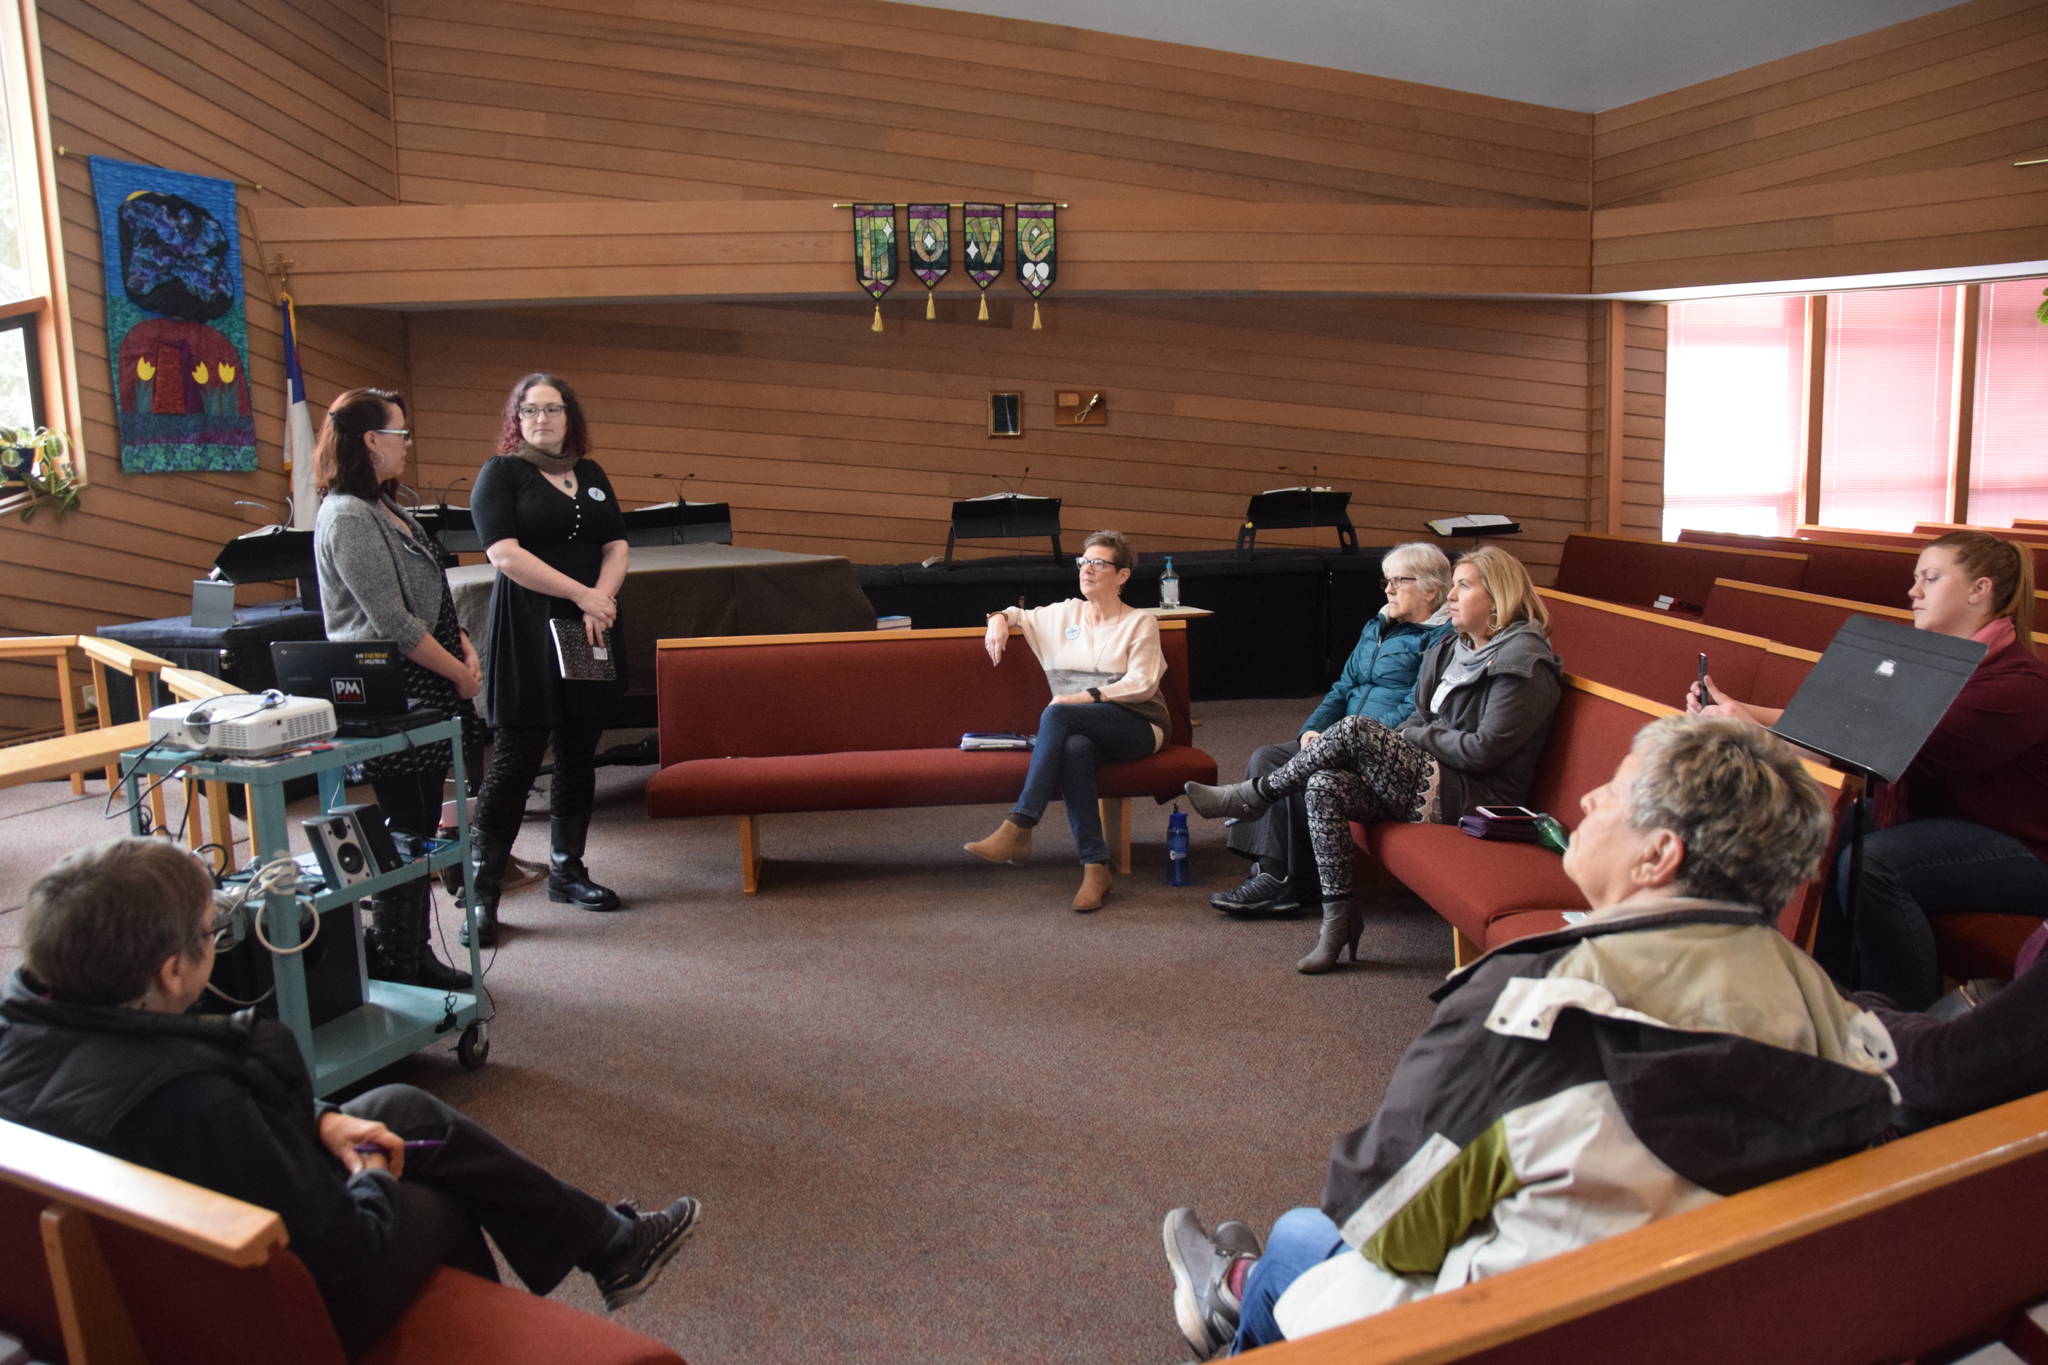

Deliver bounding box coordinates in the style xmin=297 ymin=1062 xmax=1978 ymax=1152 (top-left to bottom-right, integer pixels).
xmin=988 ymin=392 xmax=1022 ymax=438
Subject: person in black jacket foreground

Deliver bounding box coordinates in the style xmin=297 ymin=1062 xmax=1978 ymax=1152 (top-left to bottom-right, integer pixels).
xmin=0 ymin=837 xmax=700 ymax=1359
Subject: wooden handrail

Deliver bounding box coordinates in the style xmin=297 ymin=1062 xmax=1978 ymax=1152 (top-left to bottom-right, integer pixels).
xmin=1258 ymin=1089 xmax=2048 ymax=1364
xmin=1540 ymin=588 xmax=1782 ymax=648
xmin=657 ymin=620 xmax=1190 ymax=650
xmin=0 ymin=1117 xmax=285 ymax=1266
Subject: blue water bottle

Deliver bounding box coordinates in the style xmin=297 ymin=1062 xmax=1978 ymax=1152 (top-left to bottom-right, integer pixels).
xmin=1167 ymin=805 xmax=1190 ymax=885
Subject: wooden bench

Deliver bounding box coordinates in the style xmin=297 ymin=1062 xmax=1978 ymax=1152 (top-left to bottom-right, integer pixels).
xmin=645 ymin=624 xmax=1217 ymax=892
xmin=1257 ymin=1089 xmax=2048 ymax=1365
xmin=0 ymin=1115 xmax=685 ymax=1365
xmin=1676 ymin=527 xmax=1920 ymax=607
xmin=1801 ymin=523 xmax=2048 ymax=589
xmin=1702 ymin=578 xmax=2048 ymax=657
xmin=1541 ymin=588 xmax=1817 ymax=710
xmin=1553 ymin=532 xmax=1806 ymax=615
xmin=1355 ymin=675 xmax=1848 ymax=965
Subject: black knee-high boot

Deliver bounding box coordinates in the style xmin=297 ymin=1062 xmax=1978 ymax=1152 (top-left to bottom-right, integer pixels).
xmin=548 ymin=812 xmax=622 ymax=910
xmin=460 ymin=829 xmax=515 ymax=948
xmin=367 ymin=878 xmax=472 ymax=990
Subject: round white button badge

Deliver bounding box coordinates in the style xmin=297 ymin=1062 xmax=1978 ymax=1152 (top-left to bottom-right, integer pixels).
xmin=1064 ymin=624 xmax=1082 ymax=640
xmin=588 ymin=487 xmax=607 ymax=501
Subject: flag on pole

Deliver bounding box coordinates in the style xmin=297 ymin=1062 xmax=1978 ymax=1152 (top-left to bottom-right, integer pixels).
xmin=279 ymin=292 xmax=317 ymax=528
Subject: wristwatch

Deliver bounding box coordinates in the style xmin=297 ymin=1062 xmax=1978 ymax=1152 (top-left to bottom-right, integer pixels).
xmin=1087 ymin=687 xmax=1103 ymax=702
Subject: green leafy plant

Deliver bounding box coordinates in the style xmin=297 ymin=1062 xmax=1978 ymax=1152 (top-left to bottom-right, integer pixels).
xmin=2037 ymin=285 xmax=2047 ymax=325
xmin=0 ymin=426 xmax=82 ymax=523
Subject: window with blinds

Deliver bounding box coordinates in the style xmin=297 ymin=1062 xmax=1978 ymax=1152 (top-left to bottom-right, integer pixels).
xmin=1661 ymin=295 xmax=1805 ymax=539
xmin=1969 ymin=278 xmax=2048 ymax=528
xmin=1819 ymin=287 xmax=1956 ymax=532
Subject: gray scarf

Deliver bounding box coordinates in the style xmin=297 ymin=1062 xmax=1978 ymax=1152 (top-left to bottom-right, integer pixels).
xmin=1440 ymin=617 xmax=1536 ymax=692
xmin=511 ymin=439 xmax=578 ymax=478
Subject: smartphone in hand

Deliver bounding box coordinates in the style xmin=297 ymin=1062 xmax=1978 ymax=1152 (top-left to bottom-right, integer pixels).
xmin=1696 ymin=652 xmax=1711 ymax=708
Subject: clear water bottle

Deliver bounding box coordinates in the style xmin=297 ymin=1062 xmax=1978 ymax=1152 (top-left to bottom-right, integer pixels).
xmin=1167 ymin=805 xmax=1189 ymax=885
xmin=1160 ymin=555 xmax=1181 ymax=609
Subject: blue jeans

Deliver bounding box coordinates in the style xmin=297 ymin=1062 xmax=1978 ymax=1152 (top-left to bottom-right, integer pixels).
xmin=1233 ymin=1207 xmax=1348 ymax=1353
xmin=1008 ymin=701 xmax=1156 ymax=865
xmin=1820 ymin=815 xmax=2048 ymax=1011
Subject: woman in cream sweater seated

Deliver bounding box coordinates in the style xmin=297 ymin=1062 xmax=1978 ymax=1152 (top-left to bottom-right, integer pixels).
xmin=967 ymin=530 xmax=1168 ymax=913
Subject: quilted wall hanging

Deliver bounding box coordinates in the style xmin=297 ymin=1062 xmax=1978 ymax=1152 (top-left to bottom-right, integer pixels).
xmin=90 ymin=156 xmax=255 ymax=473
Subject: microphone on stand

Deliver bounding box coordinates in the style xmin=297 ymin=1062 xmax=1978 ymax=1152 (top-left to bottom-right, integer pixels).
xmin=672 ymin=473 xmax=695 ymax=506
xmin=993 ymin=466 xmax=1032 ymax=497
xmin=232 ymin=498 xmax=288 ymax=531
xmin=438 ymin=473 xmax=472 ymax=508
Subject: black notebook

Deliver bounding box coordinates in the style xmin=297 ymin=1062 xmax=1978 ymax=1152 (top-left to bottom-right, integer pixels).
xmin=548 ymin=618 xmax=617 ymax=682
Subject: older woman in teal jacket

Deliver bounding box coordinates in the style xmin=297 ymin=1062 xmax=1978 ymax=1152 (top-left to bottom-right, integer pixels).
xmin=1212 ymin=542 xmax=1454 ymax=917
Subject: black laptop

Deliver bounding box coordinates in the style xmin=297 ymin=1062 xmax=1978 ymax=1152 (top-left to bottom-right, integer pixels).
xmin=271 ymin=641 xmax=445 ymax=738
xmin=1771 ymin=614 xmax=1985 ymax=783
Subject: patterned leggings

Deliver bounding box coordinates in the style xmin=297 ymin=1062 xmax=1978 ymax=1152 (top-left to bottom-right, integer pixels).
xmin=1259 ymin=714 xmax=1441 ymax=898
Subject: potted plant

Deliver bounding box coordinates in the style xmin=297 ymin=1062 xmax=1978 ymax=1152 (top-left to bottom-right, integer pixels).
xmin=0 ymin=425 xmax=81 ymax=523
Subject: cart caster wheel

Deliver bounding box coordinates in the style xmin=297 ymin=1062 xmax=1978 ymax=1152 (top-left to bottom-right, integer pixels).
xmin=457 ymin=1022 xmax=490 ymax=1070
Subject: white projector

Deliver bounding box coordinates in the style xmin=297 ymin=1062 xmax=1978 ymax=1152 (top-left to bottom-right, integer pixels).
xmin=149 ymin=694 xmax=336 ymax=757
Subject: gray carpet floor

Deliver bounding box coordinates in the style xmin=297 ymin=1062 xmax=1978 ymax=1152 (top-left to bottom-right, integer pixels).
xmin=0 ymin=696 xmax=1452 ymax=1364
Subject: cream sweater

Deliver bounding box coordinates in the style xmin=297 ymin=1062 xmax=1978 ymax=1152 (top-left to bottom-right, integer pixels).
xmin=995 ymin=598 xmax=1168 ymax=747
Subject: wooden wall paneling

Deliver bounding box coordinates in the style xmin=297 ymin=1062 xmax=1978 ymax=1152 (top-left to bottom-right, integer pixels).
xmin=2 ymin=0 xmax=399 ymax=734
xmin=387 ymin=0 xmax=1591 ymax=211
xmin=257 ymin=199 xmax=1593 ymax=308
xmin=1619 ymin=303 xmax=1667 ymax=541
xmin=1601 ymin=301 xmax=1626 ymax=533
xmin=399 ymin=294 xmax=1594 ymax=579
xmin=1589 ymin=164 xmax=2048 ymax=293
xmin=1592 ymin=0 xmax=2048 ymax=207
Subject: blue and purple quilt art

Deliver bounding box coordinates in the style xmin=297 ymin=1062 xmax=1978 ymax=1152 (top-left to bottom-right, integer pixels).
xmin=89 ymin=156 xmax=255 ymax=473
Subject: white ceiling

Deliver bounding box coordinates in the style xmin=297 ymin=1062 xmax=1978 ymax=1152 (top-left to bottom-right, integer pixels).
xmin=891 ymin=0 xmax=1973 ymax=113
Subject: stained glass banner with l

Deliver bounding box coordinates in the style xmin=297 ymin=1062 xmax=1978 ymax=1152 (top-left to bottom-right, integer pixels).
xmin=1015 ymin=202 xmax=1056 ymax=331
xmin=852 ymin=203 xmax=898 ymax=332
xmin=907 ymin=203 xmax=950 ymax=321
xmin=963 ymin=203 xmax=1004 ymax=321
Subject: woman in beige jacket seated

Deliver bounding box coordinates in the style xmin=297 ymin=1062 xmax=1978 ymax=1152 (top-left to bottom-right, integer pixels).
xmin=966 ymin=530 xmax=1168 ymax=913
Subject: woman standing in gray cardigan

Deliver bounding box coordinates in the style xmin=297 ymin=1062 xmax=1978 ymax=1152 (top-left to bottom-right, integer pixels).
xmin=1186 ymin=546 xmax=1562 ymax=974
xmin=312 ymin=388 xmax=477 ymax=991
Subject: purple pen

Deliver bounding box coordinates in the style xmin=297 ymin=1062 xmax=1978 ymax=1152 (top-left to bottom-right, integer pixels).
xmin=353 ymin=1139 xmax=446 ymax=1154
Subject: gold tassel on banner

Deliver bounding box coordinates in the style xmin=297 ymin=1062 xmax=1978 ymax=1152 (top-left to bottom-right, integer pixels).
xmin=977 ymin=295 xmax=990 ymax=321
xmin=926 ymin=293 xmax=936 ymax=320
xmin=871 ymin=303 xmax=884 ymax=333
xmin=1031 ymin=300 xmax=1042 ymax=331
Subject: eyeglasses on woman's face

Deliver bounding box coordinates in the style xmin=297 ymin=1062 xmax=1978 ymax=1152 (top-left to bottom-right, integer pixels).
xmin=1382 ymin=575 xmax=1419 ymax=592
xmin=517 ymin=404 xmax=567 ymax=419
xmin=1075 ymin=556 xmax=1121 ymax=573
xmin=370 ymin=427 xmax=411 ymax=440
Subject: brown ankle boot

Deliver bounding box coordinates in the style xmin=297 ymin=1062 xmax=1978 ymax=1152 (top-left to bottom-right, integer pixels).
xmin=1072 ymin=862 xmax=1113 ymax=913
xmin=965 ymin=819 xmax=1033 ymax=866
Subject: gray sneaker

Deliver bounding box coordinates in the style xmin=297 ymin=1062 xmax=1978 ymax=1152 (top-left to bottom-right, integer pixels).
xmin=1163 ymin=1208 xmax=1262 ymax=1359
xmin=1210 ymin=868 xmax=1302 ymax=917
xmin=594 ymin=1197 xmax=702 ymax=1311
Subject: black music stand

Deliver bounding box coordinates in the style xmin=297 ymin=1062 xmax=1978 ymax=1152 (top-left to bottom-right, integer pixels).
xmin=1235 ymin=488 xmax=1357 ymax=555
xmin=211 ymin=528 xmax=318 ymax=617
xmin=623 ymin=500 xmax=734 ymax=547
xmin=944 ymin=494 xmax=1063 ymax=564
xmin=412 ymin=503 xmax=479 ymax=556
xmin=1771 ymin=615 xmax=1984 ymax=970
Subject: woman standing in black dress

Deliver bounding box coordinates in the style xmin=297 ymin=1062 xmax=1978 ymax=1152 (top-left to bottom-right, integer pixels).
xmin=463 ymin=373 xmax=630 ymax=946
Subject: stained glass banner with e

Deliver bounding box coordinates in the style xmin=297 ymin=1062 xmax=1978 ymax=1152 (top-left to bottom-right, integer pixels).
xmin=1015 ymin=202 xmax=1056 ymax=330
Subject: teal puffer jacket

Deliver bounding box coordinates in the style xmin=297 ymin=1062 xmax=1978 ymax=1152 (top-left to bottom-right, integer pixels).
xmin=1300 ymin=610 xmax=1455 ymax=735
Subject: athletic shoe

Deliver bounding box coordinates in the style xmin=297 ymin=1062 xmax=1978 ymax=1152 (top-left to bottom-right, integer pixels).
xmin=1163 ymin=1208 xmax=1261 ymax=1359
xmin=595 ymin=1197 xmax=702 ymax=1311
xmin=1209 ymin=868 xmax=1302 ymax=917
